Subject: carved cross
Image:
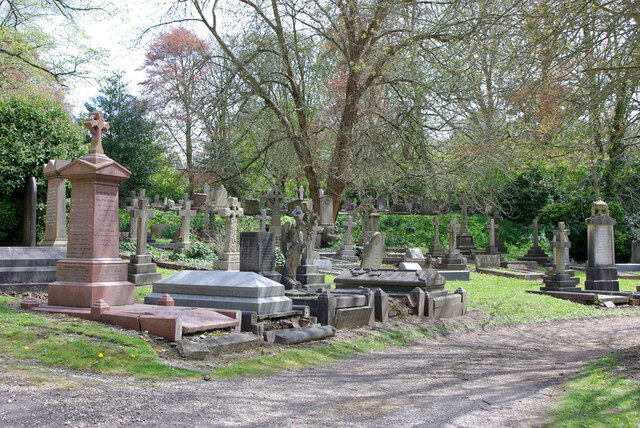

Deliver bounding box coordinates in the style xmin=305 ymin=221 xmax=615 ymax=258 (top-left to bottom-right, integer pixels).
xmin=268 ymin=187 xmax=283 ymax=244
xmin=219 ymin=197 xmax=244 ymax=253
xmin=486 ymin=217 xmax=497 ymax=249
xmin=431 ymin=215 xmax=442 ymax=245
xmin=256 ymin=208 xmax=271 ymax=233
xmin=342 ymin=215 xmax=357 ymax=246
xmin=178 ymin=195 xmax=196 ymax=245
xmin=83 ymin=111 xmax=109 ymax=155
xmin=202 ymin=184 xmax=216 ymax=231
xmin=131 ymin=195 xmax=155 ymax=255
xmin=125 ymin=190 xmax=142 ymax=241
xmin=551 ymin=222 xmax=571 ymax=274
xmin=447 ymin=218 xmax=461 ymax=251
xmin=530 ymin=219 xmax=540 ymax=247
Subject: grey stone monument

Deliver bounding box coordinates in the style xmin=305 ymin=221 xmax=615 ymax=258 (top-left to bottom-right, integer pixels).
xmin=177 ymin=194 xmax=197 ymax=251
xmin=435 ymin=218 xmax=468 ymax=270
xmin=486 ymin=217 xmax=500 ymax=255
xmin=519 ymin=219 xmax=551 ymax=266
xmin=41 ymin=160 xmax=69 ymax=247
xmin=268 ymin=186 xmax=283 ymax=247
xmin=125 ymin=190 xmax=140 ymax=242
xmin=296 ymin=209 xmax=325 ymax=288
xmin=361 ymin=231 xmax=384 ymax=269
xmin=214 ymin=197 xmax=244 ymax=271
xmin=22 ymin=176 xmax=37 ymax=247
xmin=457 ymin=206 xmax=476 ymax=258
xmin=127 ymin=193 xmax=161 ymax=285
xmin=240 ymin=232 xmax=281 ymax=283
xmin=541 ymin=222 xmax=580 ymax=291
xmin=256 ymin=208 xmax=271 ymax=233
xmin=429 ymin=215 xmax=445 ymax=257
xmin=319 ymin=195 xmax=334 ymax=227
xmin=335 ymin=214 xmax=358 ymax=261
xmin=584 ymin=200 xmax=619 ymax=291
xmin=632 ymin=240 xmax=640 ymax=264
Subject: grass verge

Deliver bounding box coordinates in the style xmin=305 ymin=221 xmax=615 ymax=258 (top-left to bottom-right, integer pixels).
xmin=549 ymin=349 xmax=640 ymax=427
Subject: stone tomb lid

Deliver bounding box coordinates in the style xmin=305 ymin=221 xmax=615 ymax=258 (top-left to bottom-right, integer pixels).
xmin=405 ymin=248 xmax=425 ymax=259
xmin=334 ymin=268 xmax=446 ymax=289
xmin=153 ymin=271 xmax=286 ymax=298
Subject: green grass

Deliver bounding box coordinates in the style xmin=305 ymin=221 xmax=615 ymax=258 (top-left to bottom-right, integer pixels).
xmin=550 ymin=349 xmax=640 ymax=427
xmin=133 ymin=268 xmax=177 ymax=302
xmin=0 ymin=303 xmax=198 ymax=379
xmin=448 ymin=273 xmax=639 ymax=326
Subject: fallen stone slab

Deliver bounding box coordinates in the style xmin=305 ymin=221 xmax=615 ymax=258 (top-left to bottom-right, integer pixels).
xmin=178 ymin=332 xmax=262 ymax=359
xmin=274 ymin=326 xmax=336 ymax=345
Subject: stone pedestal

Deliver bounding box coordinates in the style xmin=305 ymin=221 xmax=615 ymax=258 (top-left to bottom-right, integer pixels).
xmin=631 ymin=241 xmax=640 ymax=264
xmin=435 ymin=251 xmax=468 ymax=270
xmin=41 ymin=160 xmax=70 ymax=247
xmin=240 ymin=232 xmax=281 ymax=283
xmin=458 ymin=233 xmax=476 ymax=259
xmin=584 ymin=201 xmax=619 ymax=292
xmin=296 ymin=263 xmax=325 ymax=288
xmin=336 ymin=244 xmax=358 ymax=261
xmin=48 ymin=152 xmax=134 ymax=307
xmin=22 ymin=176 xmax=37 ymax=247
xmin=519 ymin=245 xmax=550 ymax=266
xmin=127 ymin=254 xmax=161 ymax=285
xmin=541 ymin=272 xmax=580 ymax=292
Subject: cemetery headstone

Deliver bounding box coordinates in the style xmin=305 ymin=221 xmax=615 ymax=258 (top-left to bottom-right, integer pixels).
xmin=377 ymin=194 xmax=389 ymax=212
xmin=125 ymin=191 xmax=140 ymax=242
xmin=632 ymin=241 xmax=640 ymax=264
xmin=240 ymin=232 xmax=281 ymax=283
xmin=22 ymin=176 xmax=37 ymax=247
xmin=404 ymin=247 xmax=427 ymax=268
xmin=256 ymin=208 xmax=271 ymax=233
xmin=41 ymin=160 xmax=70 ymax=247
xmin=494 ymin=218 xmax=508 ymax=253
xmin=296 ymin=209 xmax=326 ymax=288
xmin=319 ymin=195 xmax=334 ymax=227
xmin=361 ymin=231 xmax=384 ymax=269
xmin=177 ymin=194 xmax=197 ymax=251
xmin=584 ymin=200 xmax=619 ymax=291
xmin=518 ymin=218 xmax=551 ymax=266
xmin=457 ymin=205 xmax=476 ymax=258
xmin=214 ymin=184 xmax=228 ymax=210
xmin=127 ymin=194 xmax=161 ymax=285
xmin=541 ymin=222 xmax=580 ymax=291
xmin=48 ymin=110 xmax=134 ymax=307
xmin=435 ymin=218 xmax=468 ymax=271
xmin=241 ymin=198 xmax=260 ymax=216
xmin=267 ymin=186 xmax=283 ymax=247
xmin=214 ymin=197 xmax=244 ymax=271
xmin=429 ymin=215 xmax=445 ymax=257
xmin=485 ymin=217 xmax=500 ymax=255
xmin=335 ymin=214 xmax=358 ymax=261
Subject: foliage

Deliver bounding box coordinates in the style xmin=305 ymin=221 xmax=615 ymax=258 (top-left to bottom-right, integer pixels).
xmin=0 ymin=93 xmax=85 ymax=244
xmin=497 ymin=167 xmax=560 ymax=224
xmin=86 ymin=74 xmax=167 ymax=196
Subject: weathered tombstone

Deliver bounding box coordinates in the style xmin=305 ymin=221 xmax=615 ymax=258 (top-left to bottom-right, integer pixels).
xmin=319 ymin=195 xmax=334 ymax=227
xmin=541 ymin=222 xmax=580 ymax=291
xmin=475 ymin=254 xmax=501 ymax=270
xmin=127 ymin=194 xmax=161 ymax=285
xmin=335 ymin=214 xmax=358 ymax=261
xmin=377 ymin=194 xmax=389 ymax=212
xmin=584 ymin=200 xmax=619 ymax=291
xmin=296 ymin=209 xmax=326 ymax=288
xmin=297 ymin=185 xmax=305 ymax=200
xmin=428 ymin=215 xmax=445 ymax=257
xmin=241 ymin=198 xmax=260 ymax=216
xmin=435 ymin=218 xmax=468 ymax=271
xmin=341 ymin=195 xmax=352 ymax=212
xmin=239 ymin=232 xmax=281 ymax=282
xmin=41 ymin=160 xmax=70 ymax=247
xmin=457 ymin=205 xmax=476 ymax=258
xmin=48 ymin=110 xmax=134 ymax=307
xmin=177 ymin=194 xmax=197 ymax=251
xmin=632 ymin=241 xmax=640 ymax=263
xmin=281 ymin=206 xmax=305 ymax=289
xmin=22 ymin=176 xmax=37 ymax=247
xmin=404 ymin=247 xmax=427 ymax=268
xmin=256 ymin=208 xmax=271 ymax=233
xmin=201 ymin=183 xmax=216 ymax=234
xmin=267 ymin=187 xmax=284 ymax=247
xmin=519 ymin=218 xmax=551 ymax=266
xmin=125 ymin=190 xmax=140 ymax=242
xmin=486 ymin=217 xmax=500 ymax=255
xmin=361 ymin=232 xmax=384 ymax=269
xmin=214 ymin=184 xmax=228 ymax=210
xmin=494 ymin=218 xmax=508 ymax=253
xmin=214 ymin=197 xmax=244 ymax=271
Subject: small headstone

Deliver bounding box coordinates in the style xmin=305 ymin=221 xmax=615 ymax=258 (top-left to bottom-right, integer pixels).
xmin=241 ymin=199 xmax=260 ymax=216
xmin=319 ymin=195 xmax=334 ymax=226
xmin=361 ymin=232 xmax=384 ymax=269
xmin=399 ymin=262 xmax=422 ymax=271
xmin=475 ymin=254 xmax=501 ymax=270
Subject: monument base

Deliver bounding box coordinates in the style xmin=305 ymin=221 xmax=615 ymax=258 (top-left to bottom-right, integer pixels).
xmin=542 ymin=272 xmax=580 ymax=290
xmin=127 ymin=255 xmax=162 ymax=286
xmin=214 ymin=252 xmax=240 ymax=271
xmin=296 ymin=263 xmax=325 ymax=285
xmin=435 ymin=252 xmax=468 ymax=271
xmin=585 ymin=266 xmax=619 ymax=291
xmin=518 ymin=245 xmax=550 ymax=266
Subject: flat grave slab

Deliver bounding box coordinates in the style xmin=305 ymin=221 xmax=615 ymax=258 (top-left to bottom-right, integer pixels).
xmin=477 ymin=268 xmax=544 ymax=281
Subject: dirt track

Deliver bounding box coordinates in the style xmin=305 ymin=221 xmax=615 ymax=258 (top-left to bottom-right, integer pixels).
xmin=2 ymin=314 xmax=640 ymax=427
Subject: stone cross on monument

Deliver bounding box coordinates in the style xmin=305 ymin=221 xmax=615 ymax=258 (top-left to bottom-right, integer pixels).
xmin=178 ymin=193 xmax=196 ymax=250
xmin=131 ymin=193 xmax=155 ymax=255
xmin=268 ymin=187 xmax=283 ymax=246
xmin=214 ymin=197 xmax=244 ymax=271
xmin=126 ymin=190 xmax=142 ymax=242
xmin=202 ymin=183 xmax=215 ymax=232
xmin=447 ymin=218 xmax=461 ymax=253
xmin=431 ymin=215 xmax=442 ymax=246
xmin=342 ymin=215 xmax=357 ymax=246
xmin=530 ymin=219 xmax=540 ymax=247
xmin=256 ymin=208 xmax=271 ymax=233
xmin=83 ymin=111 xmax=109 ymax=155
xmin=551 ymin=222 xmax=571 ymax=275
xmin=486 ymin=217 xmax=498 ymax=253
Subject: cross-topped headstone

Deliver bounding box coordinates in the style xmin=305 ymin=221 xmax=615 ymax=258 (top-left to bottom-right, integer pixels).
xmin=342 ymin=215 xmax=357 ymax=246
xmin=202 ymin=183 xmax=216 ymax=232
xmin=178 ymin=194 xmax=196 ymax=248
xmin=256 ymin=208 xmax=270 ymax=233
xmin=530 ymin=219 xmax=540 ymax=247
xmin=431 ymin=215 xmax=442 ymax=246
xmin=551 ymin=222 xmax=571 ymax=274
xmin=131 ymin=193 xmax=155 ymax=255
xmin=214 ymin=185 xmax=228 ymax=210
xmin=268 ymin=186 xmax=283 ymax=245
xmin=447 ymin=217 xmax=461 ymax=252
xmin=125 ymin=190 xmax=141 ymax=242
xmin=219 ymin=197 xmax=244 ymax=254
xmin=486 ymin=217 xmax=497 ymax=251
xmin=83 ymin=111 xmax=109 ymax=155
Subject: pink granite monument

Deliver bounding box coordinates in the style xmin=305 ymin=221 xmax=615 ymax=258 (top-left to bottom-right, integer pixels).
xmin=48 ymin=111 xmax=134 ymax=307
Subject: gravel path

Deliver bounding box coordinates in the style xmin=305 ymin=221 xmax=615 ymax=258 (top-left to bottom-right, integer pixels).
xmin=2 ymin=315 xmax=640 ymax=427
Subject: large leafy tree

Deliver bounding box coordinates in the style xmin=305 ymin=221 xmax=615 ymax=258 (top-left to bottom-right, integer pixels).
xmin=86 ymin=74 xmax=167 ymax=196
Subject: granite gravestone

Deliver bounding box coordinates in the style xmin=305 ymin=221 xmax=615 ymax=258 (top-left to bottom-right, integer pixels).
xmin=429 ymin=215 xmax=445 ymax=257
xmin=127 ymin=193 xmax=161 ymax=285
xmin=268 ymin=187 xmax=283 ymax=247
xmin=256 ymin=209 xmax=270 ymax=233
xmin=584 ymin=200 xmax=619 ymax=291
xmin=22 ymin=176 xmax=37 ymax=247
xmin=214 ymin=197 xmax=244 ymax=271
xmin=435 ymin=218 xmax=468 ymax=271
xmin=48 ymin=111 xmax=134 ymax=307
xmin=41 ymin=160 xmax=70 ymax=247
xmin=541 ymin=222 xmax=580 ymax=291
xmin=335 ymin=214 xmax=358 ymax=261
xmin=361 ymin=231 xmax=384 ymax=269
xmin=457 ymin=206 xmax=476 ymax=258
xmin=519 ymin=219 xmax=551 ymax=266
xmin=177 ymin=194 xmax=197 ymax=251
xmin=239 ymin=232 xmax=281 ymax=282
